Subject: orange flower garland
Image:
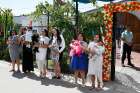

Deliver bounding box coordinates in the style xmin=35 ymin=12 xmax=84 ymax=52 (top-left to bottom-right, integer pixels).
xmin=103 ymin=1 xmax=140 ymax=81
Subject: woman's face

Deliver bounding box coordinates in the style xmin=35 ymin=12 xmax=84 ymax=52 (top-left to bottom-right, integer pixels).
xmin=12 ymin=32 xmax=16 ymax=36
xmin=94 ymin=35 xmax=99 ymax=42
xmin=52 ymin=29 xmax=57 ymax=36
xmin=41 ymin=31 xmax=45 ymax=36
xmin=78 ymin=34 xmax=83 ymax=41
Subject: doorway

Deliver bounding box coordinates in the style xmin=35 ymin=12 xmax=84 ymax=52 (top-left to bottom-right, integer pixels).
xmin=112 ymin=11 xmax=140 ymax=77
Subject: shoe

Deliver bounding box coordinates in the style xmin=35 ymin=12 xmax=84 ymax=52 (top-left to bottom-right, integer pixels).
xmin=17 ymin=70 xmax=21 ymax=73
xmin=74 ymin=81 xmax=78 ymax=85
xmin=41 ymin=76 xmax=45 ymax=79
xmin=122 ymin=64 xmax=125 ymax=67
xmin=81 ymin=84 xmax=86 ymax=87
xmin=89 ymin=86 xmax=95 ymax=90
xmin=23 ymin=71 xmax=27 ymax=74
xmin=52 ymin=76 xmax=57 ymax=79
xmin=56 ymin=76 xmax=61 ymax=79
xmin=9 ymin=69 xmax=15 ymax=72
xmin=99 ymin=83 xmax=104 ymax=89
xmin=128 ymin=63 xmax=135 ymax=67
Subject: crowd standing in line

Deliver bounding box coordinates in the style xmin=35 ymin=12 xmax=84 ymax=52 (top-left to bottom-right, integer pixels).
xmin=7 ymin=26 xmax=106 ymax=90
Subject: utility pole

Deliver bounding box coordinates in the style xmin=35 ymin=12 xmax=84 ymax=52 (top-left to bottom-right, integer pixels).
xmin=47 ymin=12 xmax=50 ymax=31
xmin=111 ymin=11 xmax=116 ymax=81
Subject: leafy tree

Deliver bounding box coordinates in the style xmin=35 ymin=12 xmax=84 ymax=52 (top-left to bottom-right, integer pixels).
xmin=0 ymin=8 xmax=13 ymax=41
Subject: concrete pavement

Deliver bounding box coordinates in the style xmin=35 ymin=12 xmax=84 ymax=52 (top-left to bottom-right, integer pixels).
xmin=115 ymin=47 xmax=140 ymax=92
xmin=0 ymin=61 xmax=140 ymax=93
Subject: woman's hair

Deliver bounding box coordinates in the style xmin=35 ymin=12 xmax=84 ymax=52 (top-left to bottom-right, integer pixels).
xmin=44 ymin=29 xmax=49 ymax=37
xmin=76 ymin=32 xmax=86 ymax=41
xmin=50 ymin=27 xmax=62 ymax=44
xmin=19 ymin=27 xmax=24 ymax=35
xmin=10 ymin=31 xmax=17 ymax=36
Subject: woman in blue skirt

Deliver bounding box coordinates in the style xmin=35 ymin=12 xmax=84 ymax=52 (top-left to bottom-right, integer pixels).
xmin=70 ymin=33 xmax=88 ymax=86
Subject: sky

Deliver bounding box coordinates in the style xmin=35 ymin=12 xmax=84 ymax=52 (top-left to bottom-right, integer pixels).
xmin=0 ymin=0 xmax=122 ymax=16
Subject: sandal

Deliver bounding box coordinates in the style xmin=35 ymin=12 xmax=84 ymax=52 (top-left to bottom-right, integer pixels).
xmin=9 ymin=69 xmax=15 ymax=72
xmin=89 ymin=86 xmax=95 ymax=90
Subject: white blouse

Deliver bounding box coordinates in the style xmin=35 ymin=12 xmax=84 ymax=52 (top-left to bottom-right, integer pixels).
xmin=52 ymin=34 xmax=65 ymax=53
xmin=36 ymin=36 xmax=50 ymax=61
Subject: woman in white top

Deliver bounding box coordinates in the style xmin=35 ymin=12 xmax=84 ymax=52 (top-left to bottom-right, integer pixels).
xmin=49 ymin=28 xmax=65 ymax=79
xmin=87 ymin=35 xmax=105 ymax=89
xmin=35 ymin=29 xmax=50 ymax=78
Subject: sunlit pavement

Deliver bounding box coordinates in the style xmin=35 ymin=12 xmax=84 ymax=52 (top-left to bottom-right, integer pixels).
xmin=0 ymin=61 xmax=140 ymax=93
xmin=115 ymin=47 xmax=140 ymax=92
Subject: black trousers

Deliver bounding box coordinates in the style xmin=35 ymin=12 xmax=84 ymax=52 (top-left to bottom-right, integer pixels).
xmin=121 ymin=43 xmax=132 ymax=65
xmin=22 ymin=45 xmax=34 ymax=72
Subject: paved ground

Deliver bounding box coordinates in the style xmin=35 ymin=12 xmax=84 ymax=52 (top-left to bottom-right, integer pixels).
xmin=0 ymin=61 xmax=140 ymax=93
xmin=115 ymin=46 xmax=140 ymax=92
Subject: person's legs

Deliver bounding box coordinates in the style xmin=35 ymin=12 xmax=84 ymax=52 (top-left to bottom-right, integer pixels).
xmin=57 ymin=53 xmax=62 ymax=78
xmin=74 ymin=70 xmax=79 ymax=84
xmin=98 ymin=74 xmax=103 ymax=88
xmin=16 ymin=59 xmax=20 ymax=71
xmin=121 ymin=44 xmax=127 ymax=66
xmin=127 ymin=46 xmax=134 ymax=66
xmin=42 ymin=61 xmax=47 ymax=77
xmin=56 ymin=62 xmax=61 ymax=78
xmin=89 ymin=75 xmax=95 ymax=90
xmin=42 ymin=64 xmax=46 ymax=78
xmin=10 ymin=61 xmax=15 ymax=72
xmin=117 ymin=39 xmax=120 ymax=48
xmin=80 ymin=71 xmax=86 ymax=85
xmin=52 ymin=60 xmax=58 ymax=78
xmin=91 ymin=75 xmax=95 ymax=87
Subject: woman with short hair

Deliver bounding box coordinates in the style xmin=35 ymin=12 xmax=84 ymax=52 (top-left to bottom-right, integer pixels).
xmin=7 ymin=31 xmax=20 ymax=72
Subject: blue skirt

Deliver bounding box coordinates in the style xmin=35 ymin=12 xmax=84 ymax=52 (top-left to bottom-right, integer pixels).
xmin=70 ymin=53 xmax=88 ymax=71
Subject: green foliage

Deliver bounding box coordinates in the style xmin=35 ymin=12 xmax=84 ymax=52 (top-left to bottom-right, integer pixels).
xmin=79 ymin=11 xmax=105 ymax=41
xmin=0 ymin=43 xmax=10 ymax=61
xmin=0 ymin=8 xmax=13 ymax=41
xmin=32 ymin=1 xmax=105 ymax=73
xmin=32 ymin=1 xmax=76 ymax=48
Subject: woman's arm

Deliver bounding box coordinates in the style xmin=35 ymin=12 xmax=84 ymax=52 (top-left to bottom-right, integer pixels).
xmin=59 ymin=35 xmax=65 ymax=53
xmin=7 ymin=37 xmax=12 ymax=45
xmin=40 ymin=37 xmax=50 ymax=48
xmin=95 ymin=46 xmax=105 ymax=55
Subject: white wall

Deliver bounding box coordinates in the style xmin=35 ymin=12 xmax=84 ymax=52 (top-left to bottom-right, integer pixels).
xmin=129 ymin=11 xmax=140 ymax=20
xmin=13 ymin=15 xmax=48 ymax=32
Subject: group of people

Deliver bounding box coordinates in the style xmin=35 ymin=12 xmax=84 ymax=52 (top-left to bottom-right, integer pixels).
xmin=70 ymin=34 xmax=104 ymax=89
xmin=7 ymin=26 xmax=105 ymax=90
xmin=7 ymin=27 xmax=65 ymax=79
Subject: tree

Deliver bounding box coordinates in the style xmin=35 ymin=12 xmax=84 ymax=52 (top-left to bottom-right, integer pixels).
xmin=32 ymin=1 xmax=75 ymax=46
xmin=0 ymin=8 xmax=13 ymax=41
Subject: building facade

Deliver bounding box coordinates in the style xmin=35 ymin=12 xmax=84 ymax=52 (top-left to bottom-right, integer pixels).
xmin=13 ymin=15 xmax=49 ymax=32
